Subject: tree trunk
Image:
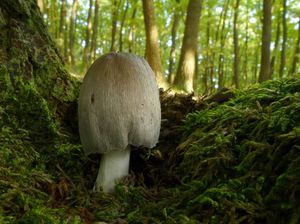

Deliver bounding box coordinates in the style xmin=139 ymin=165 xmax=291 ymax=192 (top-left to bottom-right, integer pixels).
xmin=217 ymin=0 xmax=230 ymax=90
xmin=289 ymin=16 xmax=300 ymax=76
xmin=167 ymin=0 xmax=180 ymax=84
xmin=173 ymin=0 xmax=203 ymax=92
xmin=204 ymin=8 xmax=212 ymax=93
xmin=128 ymin=1 xmax=137 ymax=53
xmin=119 ymin=0 xmax=129 ymax=52
xmin=270 ymin=11 xmax=281 ymax=76
xmin=142 ymin=0 xmax=168 ymax=88
xmin=68 ymin=0 xmax=78 ymax=66
xmin=110 ymin=0 xmax=121 ymax=52
xmin=233 ymin=0 xmax=240 ymax=88
xmin=82 ymin=0 xmax=93 ymax=68
xmin=242 ymin=1 xmax=249 ymax=85
xmin=253 ymin=46 xmax=260 ymax=82
xmin=90 ymin=0 xmax=100 ymax=61
xmin=259 ymin=0 xmax=272 ymax=83
xmin=0 ymin=0 xmax=79 ymax=127
xmin=58 ymin=0 xmax=67 ymax=60
xmin=279 ymin=0 xmax=287 ymax=78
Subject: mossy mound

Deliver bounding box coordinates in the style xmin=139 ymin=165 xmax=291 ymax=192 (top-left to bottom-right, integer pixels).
xmin=0 ymin=77 xmax=300 ymax=223
xmin=168 ymin=78 xmax=300 ymax=223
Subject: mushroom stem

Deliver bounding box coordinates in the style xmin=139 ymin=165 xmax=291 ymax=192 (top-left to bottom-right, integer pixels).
xmin=94 ymin=146 xmax=131 ymax=193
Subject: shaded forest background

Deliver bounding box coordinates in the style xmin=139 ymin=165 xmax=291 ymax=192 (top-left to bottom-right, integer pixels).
xmin=39 ymin=0 xmax=300 ymax=92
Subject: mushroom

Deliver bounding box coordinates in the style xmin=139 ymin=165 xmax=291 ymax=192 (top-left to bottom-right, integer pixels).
xmin=78 ymin=52 xmax=161 ymax=193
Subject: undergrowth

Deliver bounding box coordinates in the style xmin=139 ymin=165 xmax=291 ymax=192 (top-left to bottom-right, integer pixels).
xmin=0 ymin=71 xmax=300 ymax=223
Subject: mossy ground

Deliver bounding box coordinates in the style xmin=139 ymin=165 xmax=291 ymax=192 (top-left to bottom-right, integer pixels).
xmin=0 ymin=73 xmax=300 ymax=223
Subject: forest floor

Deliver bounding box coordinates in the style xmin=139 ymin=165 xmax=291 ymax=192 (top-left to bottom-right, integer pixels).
xmin=0 ymin=76 xmax=300 ymax=224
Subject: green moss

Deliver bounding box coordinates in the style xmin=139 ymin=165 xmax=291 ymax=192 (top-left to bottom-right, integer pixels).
xmin=1 ymin=76 xmax=300 ymax=223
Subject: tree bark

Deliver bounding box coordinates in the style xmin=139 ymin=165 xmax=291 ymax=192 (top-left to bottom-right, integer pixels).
xmin=142 ymin=0 xmax=168 ymax=89
xmin=173 ymin=0 xmax=203 ymax=92
xmin=279 ymin=0 xmax=287 ymax=78
xmin=259 ymin=0 xmax=272 ymax=83
xmin=68 ymin=0 xmax=78 ymax=66
xmin=0 ymin=0 xmax=79 ymax=128
xmin=167 ymin=0 xmax=180 ymax=84
xmin=233 ymin=0 xmax=240 ymax=88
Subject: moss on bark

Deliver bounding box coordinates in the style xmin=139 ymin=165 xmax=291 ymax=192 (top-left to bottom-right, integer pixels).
xmin=0 ymin=0 xmax=79 ymax=130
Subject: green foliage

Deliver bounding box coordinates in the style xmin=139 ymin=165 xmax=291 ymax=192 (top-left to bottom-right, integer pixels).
xmin=174 ymin=78 xmax=300 ymax=223
xmin=1 ymin=74 xmax=300 ymax=223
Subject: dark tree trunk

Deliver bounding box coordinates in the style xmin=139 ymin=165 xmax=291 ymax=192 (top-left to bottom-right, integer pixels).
xmin=233 ymin=0 xmax=240 ymax=88
xmin=173 ymin=0 xmax=203 ymax=92
xmin=0 ymin=0 xmax=79 ymax=126
xmin=259 ymin=0 xmax=272 ymax=83
xmin=279 ymin=0 xmax=287 ymax=78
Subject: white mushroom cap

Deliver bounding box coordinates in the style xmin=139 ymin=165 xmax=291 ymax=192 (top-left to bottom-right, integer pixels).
xmin=78 ymin=53 xmax=161 ymax=155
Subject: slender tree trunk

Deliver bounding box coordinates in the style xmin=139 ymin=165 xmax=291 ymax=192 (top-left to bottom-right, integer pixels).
xmin=52 ymin=0 xmax=59 ymax=38
xmin=233 ymin=0 xmax=240 ymax=88
xmin=253 ymin=46 xmax=260 ymax=82
xmin=168 ymin=0 xmax=180 ymax=84
xmin=58 ymin=0 xmax=67 ymax=58
xmin=173 ymin=0 xmax=203 ymax=92
xmin=110 ymin=0 xmax=121 ymax=52
xmin=217 ymin=0 xmax=230 ymax=90
xmin=142 ymin=0 xmax=168 ymax=88
xmin=289 ymin=16 xmax=300 ymax=75
xmin=119 ymin=0 xmax=129 ymax=52
xmin=270 ymin=11 xmax=281 ymax=76
xmin=259 ymin=0 xmax=272 ymax=83
xmin=64 ymin=20 xmax=69 ymax=62
xmin=46 ymin=0 xmax=59 ymax=38
xmin=82 ymin=0 xmax=93 ymax=67
xmin=242 ymin=1 xmax=249 ymax=85
xmin=128 ymin=1 xmax=137 ymax=53
xmin=279 ymin=0 xmax=287 ymax=78
xmin=68 ymin=0 xmax=78 ymax=66
xmin=90 ymin=0 xmax=100 ymax=61
xmin=203 ymin=11 xmax=211 ymax=93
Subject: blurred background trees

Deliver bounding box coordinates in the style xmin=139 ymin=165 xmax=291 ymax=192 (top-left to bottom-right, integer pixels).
xmin=38 ymin=0 xmax=300 ymax=93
